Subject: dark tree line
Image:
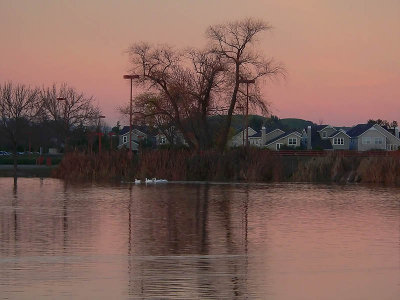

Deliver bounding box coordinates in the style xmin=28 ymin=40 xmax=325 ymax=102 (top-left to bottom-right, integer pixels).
xmin=367 ymin=119 xmax=398 ymax=128
xmin=0 ymin=82 xmax=100 ymax=179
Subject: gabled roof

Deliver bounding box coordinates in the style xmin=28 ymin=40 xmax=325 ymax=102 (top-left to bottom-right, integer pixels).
xmin=315 ymin=125 xmax=330 ymax=131
xmin=329 ymin=130 xmax=350 ymax=138
xmin=346 ymin=124 xmax=374 ymax=137
xmin=233 ymin=126 xmax=285 ymax=139
xmin=265 ymin=128 xmax=285 ymax=135
xmin=306 ymin=126 xmax=332 ymax=149
xmin=250 ymin=131 xmax=262 ymax=138
xmin=265 ymin=129 xmax=302 ymax=146
xmin=120 ymin=126 xmax=148 ymax=136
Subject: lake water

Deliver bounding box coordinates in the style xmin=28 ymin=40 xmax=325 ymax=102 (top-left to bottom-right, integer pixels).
xmin=0 ymin=178 xmax=399 ymax=299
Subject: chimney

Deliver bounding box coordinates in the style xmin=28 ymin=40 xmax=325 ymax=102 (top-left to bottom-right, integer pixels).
xmin=307 ymin=126 xmax=312 ymax=150
xmin=395 ymin=127 xmax=399 ymax=139
xmin=261 ymin=126 xmax=266 ymax=145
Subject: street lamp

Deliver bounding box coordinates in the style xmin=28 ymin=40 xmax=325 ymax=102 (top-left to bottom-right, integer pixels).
xmin=108 ymin=131 xmax=116 ymax=150
xmin=123 ymin=74 xmax=140 ymax=156
xmin=57 ymin=97 xmax=68 ymax=152
xmin=238 ymin=78 xmax=255 ymax=148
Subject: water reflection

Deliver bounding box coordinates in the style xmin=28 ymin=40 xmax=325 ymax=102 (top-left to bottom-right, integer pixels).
xmin=0 ymin=179 xmax=399 ymax=299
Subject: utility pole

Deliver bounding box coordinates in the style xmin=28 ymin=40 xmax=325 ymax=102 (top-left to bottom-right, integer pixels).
xmin=238 ymin=79 xmax=255 ymax=149
xmin=123 ymin=74 xmax=140 ymax=157
xmin=97 ymin=115 xmax=105 ymax=154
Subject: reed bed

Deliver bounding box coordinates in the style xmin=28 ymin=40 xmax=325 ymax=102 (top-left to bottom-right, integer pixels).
xmin=294 ymin=152 xmax=400 ymax=185
xmin=54 ymin=149 xmax=400 ymax=185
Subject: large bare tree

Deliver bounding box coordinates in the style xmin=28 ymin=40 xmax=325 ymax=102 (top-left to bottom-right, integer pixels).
xmin=40 ymin=83 xmax=100 ymax=151
xmin=207 ymin=18 xmax=285 ymax=151
xmin=125 ymin=43 xmax=226 ymax=150
xmin=0 ymin=82 xmax=42 ymax=181
xmin=125 ymin=18 xmax=284 ymax=151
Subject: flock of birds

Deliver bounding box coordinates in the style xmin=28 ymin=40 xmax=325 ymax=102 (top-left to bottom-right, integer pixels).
xmin=134 ymin=178 xmax=168 ymax=184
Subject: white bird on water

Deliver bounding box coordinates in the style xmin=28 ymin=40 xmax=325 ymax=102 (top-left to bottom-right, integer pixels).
xmin=145 ymin=178 xmax=168 ymax=184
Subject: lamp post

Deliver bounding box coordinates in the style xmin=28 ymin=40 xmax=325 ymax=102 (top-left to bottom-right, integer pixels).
xmin=108 ymin=131 xmax=116 ymax=150
xmin=238 ymin=79 xmax=255 ymax=149
xmin=236 ymin=105 xmax=245 ymax=146
xmin=97 ymin=115 xmax=106 ymax=154
xmin=123 ymin=74 xmax=140 ymax=157
xmin=56 ymin=97 xmax=68 ymax=152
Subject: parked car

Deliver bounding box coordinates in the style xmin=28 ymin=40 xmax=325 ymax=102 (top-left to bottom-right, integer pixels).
xmin=0 ymin=151 xmax=11 ymax=156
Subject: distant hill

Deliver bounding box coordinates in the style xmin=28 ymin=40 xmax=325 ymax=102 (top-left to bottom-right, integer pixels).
xmin=208 ymin=115 xmax=315 ymax=133
xmin=280 ymin=118 xmax=315 ymax=130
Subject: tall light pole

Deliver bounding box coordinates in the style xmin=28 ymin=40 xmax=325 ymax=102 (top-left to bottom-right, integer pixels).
xmin=57 ymin=97 xmax=68 ymax=152
xmin=238 ymin=79 xmax=255 ymax=149
xmin=123 ymin=74 xmax=139 ymax=157
xmin=108 ymin=131 xmax=116 ymax=151
xmin=97 ymin=115 xmax=106 ymax=154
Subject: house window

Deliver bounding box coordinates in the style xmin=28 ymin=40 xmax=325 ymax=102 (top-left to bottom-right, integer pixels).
xmin=333 ymin=138 xmax=344 ymax=145
xmin=288 ymin=138 xmax=297 ymax=145
xmin=322 ymin=131 xmax=327 ymax=138
xmin=374 ymin=137 xmax=383 ymax=145
xmin=160 ymin=137 xmax=166 ymax=144
xmin=276 ymin=143 xmax=282 ymax=150
xmin=123 ymin=136 xmax=128 ymax=143
xmin=362 ymin=137 xmax=371 ymax=144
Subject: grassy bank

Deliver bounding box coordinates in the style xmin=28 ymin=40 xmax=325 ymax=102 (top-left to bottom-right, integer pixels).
xmin=0 ymin=155 xmax=63 ymax=165
xmin=0 ymin=165 xmax=56 ymax=177
xmin=53 ymin=149 xmax=400 ymax=185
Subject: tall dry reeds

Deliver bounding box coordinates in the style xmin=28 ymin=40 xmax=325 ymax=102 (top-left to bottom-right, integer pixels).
xmin=356 ymin=156 xmax=400 ymax=185
xmin=293 ymin=152 xmax=400 ymax=185
xmin=54 ymin=149 xmax=400 ymax=185
xmin=53 ymin=151 xmax=136 ymax=181
xmin=54 ymin=148 xmax=282 ymax=182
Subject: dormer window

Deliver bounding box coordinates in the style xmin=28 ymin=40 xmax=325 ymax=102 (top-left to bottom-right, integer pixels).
xmin=322 ymin=131 xmax=327 ymax=138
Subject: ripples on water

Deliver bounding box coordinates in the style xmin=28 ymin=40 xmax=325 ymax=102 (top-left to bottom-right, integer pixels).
xmin=0 ymin=178 xmax=399 ymax=299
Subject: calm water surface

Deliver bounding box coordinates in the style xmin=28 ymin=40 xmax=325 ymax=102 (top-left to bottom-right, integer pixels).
xmin=0 ymin=178 xmax=399 ymax=299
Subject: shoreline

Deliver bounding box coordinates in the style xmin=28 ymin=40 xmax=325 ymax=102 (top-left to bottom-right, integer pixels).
xmin=0 ymin=165 xmax=56 ymax=178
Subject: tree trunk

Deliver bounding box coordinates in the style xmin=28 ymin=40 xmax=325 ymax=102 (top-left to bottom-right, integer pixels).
xmin=218 ymin=64 xmax=240 ymax=153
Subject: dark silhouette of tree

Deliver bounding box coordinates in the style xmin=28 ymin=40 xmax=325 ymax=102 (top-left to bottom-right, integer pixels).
xmin=0 ymin=82 xmax=42 ymax=183
xmin=206 ymin=18 xmax=285 ymax=151
xmin=125 ymin=18 xmax=284 ymax=151
xmin=40 ymin=83 xmax=100 ymax=151
xmin=125 ymin=44 xmax=225 ymax=150
xmin=367 ymin=119 xmax=398 ymax=128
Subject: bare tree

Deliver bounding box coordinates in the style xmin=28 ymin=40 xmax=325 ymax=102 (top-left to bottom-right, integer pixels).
xmin=127 ymin=43 xmax=199 ymax=149
xmin=207 ymin=18 xmax=285 ymax=151
xmin=40 ymin=83 xmax=100 ymax=151
xmin=126 ymin=44 xmax=225 ymax=150
xmin=185 ymin=48 xmax=226 ymax=149
xmin=125 ymin=18 xmax=284 ymax=151
xmin=0 ymin=82 xmax=42 ymax=182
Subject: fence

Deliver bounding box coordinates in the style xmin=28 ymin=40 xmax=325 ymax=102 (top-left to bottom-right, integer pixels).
xmin=271 ymin=150 xmax=400 ymax=157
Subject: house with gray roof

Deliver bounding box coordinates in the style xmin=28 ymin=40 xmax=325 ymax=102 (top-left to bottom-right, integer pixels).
xmin=304 ymin=125 xmax=351 ymax=150
xmin=265 ymin=129 xmax=303 ymax=150
xmin=118 ymin=126 xmax=148 ymax=151
xmin=347 ymin=124 xmax=400 ymax=151
xmin=229 ymin=127 xmax=258 ymax=147
xmin=229 ymin=126 xmax=285 ymax=148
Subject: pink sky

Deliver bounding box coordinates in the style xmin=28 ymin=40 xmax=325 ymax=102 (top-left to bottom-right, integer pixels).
xmin=0 ymin=0 xmax=399 ymax=126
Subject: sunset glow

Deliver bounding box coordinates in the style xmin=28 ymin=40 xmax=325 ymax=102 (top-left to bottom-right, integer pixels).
xmin=1 ymin=0 xmax=399 ymax=126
